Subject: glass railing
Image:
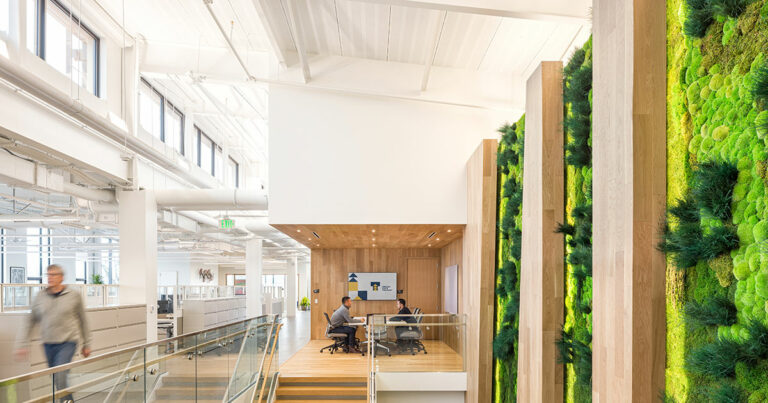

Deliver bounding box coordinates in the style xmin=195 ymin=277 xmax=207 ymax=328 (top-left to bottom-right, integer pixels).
xmin=0 ymin=284 xmax=119 ymax=312
xmin=365 ymin=313 xmax=466 ymax=400
xmin=0 ymin=315 xmax=280 ymax=402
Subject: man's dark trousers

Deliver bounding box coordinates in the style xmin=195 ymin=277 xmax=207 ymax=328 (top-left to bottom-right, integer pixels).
xmin=332 ymin=326 xmax=357 ymax=347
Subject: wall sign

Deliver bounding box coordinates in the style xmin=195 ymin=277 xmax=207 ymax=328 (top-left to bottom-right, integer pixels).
xmin=348 ymin=272 xmax=397 ymax=300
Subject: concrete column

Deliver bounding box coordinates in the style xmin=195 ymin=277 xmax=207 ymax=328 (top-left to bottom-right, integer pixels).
xmin=245 ymin=239 xmax=263 ymax=317
xmin=118 ymin=190 xmax=158 ymax=343
xmin=517 ymin=61 xmax=565 ymax=403
xmin=593 ymin=0 xmax=666 ymax=400
xmin=286 ymin=257 xmax=297 ymax=317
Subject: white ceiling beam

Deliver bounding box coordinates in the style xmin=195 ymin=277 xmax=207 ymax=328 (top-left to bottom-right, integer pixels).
xmin=421 ymin=11 xmax=447 ymax=92
xmin=348 ymin=0 xmax=590 ymax=23
xmin=284 ymin=0 xmax=312 ymax=83
xmin=202 ymin=0 xmax=257 ymax=80
xmin=141 ymin=53 xmax=525 ymax=112
xmin=250 ymin=0 xmax=293 ymax=68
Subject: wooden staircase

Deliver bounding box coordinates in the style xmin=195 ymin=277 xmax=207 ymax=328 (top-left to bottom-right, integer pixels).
xmin=275 ymin=376 xmax=367 ymax=402
xmin=153 ymin=375 xmax=230 ymax=402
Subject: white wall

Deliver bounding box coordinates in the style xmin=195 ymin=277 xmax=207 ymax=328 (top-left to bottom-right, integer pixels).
xmin=268 ymin=86 xmax=515 ymax=224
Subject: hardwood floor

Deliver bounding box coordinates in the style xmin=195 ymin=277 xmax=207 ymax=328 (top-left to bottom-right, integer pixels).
xmin=278 ymin=340 xmax=464 ymax=378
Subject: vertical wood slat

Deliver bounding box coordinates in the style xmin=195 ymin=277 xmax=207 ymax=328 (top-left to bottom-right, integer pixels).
xmin=593 ymin=0 xmax=666 ymax=400
xmin=517 ymin=61 xmax=565 ymax=403
xmin=462 ymin=139 xmax=498 ymax=403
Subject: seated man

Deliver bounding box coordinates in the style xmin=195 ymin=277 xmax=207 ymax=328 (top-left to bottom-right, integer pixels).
xmin=391 ymin=298 xmax=416 ymax=340
xmin=330 ymin=296 xmax=363 ymax=353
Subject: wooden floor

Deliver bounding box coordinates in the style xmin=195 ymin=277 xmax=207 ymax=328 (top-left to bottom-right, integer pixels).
xmin=278 ymin=340 xmax=464 ymax=377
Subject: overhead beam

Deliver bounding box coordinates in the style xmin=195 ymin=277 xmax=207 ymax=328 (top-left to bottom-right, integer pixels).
xmin=202 ymin=0 xmax=257 ymax=80
xmin=284 ymin=0 xmax=312 ymax=83
xmin=421 ymin=11 xmax=447 ymax=92
xmin=250 ymin=0 xmax=293 ymax=68
xmin=142 ymin=53 xmax=525 ymax=112
xmin=349 ymin=0 xmax=590 ymax=23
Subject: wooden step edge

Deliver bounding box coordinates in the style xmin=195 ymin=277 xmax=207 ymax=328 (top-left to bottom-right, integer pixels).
xmin=279 ymin=376 xmax=367 ymax=383
xmin=277 ymin=387 xmax=367 ymax=396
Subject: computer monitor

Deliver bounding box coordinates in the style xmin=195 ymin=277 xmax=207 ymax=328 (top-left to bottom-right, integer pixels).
xmin=157 ymin=299 xmax=172 ymax=314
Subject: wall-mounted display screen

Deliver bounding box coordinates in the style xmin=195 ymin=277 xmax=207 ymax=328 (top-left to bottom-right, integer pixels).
xmin=348 ymin=272 xmax=396 ymax=300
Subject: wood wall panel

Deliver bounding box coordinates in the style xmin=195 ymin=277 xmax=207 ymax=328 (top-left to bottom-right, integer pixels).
xmin=440 ymin=237 xmax=463 ymax=353
xmin=273 ymin=224 xmax=463 ymax=249
xmin=310 ymin=248 xmax=441 ymax=340
xmin=517 ymin=61 xmax=565 ymax=403
xmin=592 ymin=0 xmax=666 ymax=400
xmin=461 ymin=139 xmax=497 ymax=403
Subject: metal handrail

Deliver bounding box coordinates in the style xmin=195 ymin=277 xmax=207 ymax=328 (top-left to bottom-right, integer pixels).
xmin=0 ymin=315 xmax=273 ymax=385
xmin=254 ymin=323 xmax=282 ymax=402
xmin=222 ymin=317 xmax=277 ymax=402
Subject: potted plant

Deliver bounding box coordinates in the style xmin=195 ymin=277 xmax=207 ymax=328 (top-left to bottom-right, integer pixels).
xmin=299 ymin=297 xmax=310 ymax=311
xmin=91 ymin=274 xmax=104 ymax=284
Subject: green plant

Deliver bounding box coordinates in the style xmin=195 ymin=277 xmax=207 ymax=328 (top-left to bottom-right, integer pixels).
xmin=685 ymin=295 xmax=738 ymax=328
xmin=300 ymin=297 xmax=310 ymax=308
xmin=741 ymin=320 xmax=768 ymax=363
xmin=751 ymin=61 xmax=768 ymax=107
xmin=706 ymin=383 xmax=747 ymax=403
xmin=91 ymin=274 xmax=103 ymax=284
xmin=684 ymin=0 xmax=715 ymax=37
xmin=710 ymin=0 xmax=749 ymax=17
xmin=686 ymin=338 xmax=745 ymax=377
xmin=692 ymin=161 xmax=739 ymax=220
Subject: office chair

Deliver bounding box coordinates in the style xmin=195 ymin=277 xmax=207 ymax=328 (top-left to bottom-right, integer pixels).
xmin=360 ymin=314 xmax=390 ymax=357
xmin=320 ymin=312 xmax=351 ymax=354
xmin=397 ymin=311 xmax=427 ymax=355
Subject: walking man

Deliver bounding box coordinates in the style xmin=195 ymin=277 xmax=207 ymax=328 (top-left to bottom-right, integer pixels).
xmin=16 ymin=264 xmax=91 ymax=401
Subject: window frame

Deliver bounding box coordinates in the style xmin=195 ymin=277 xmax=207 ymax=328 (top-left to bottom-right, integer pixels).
xmin=228 ymin=156 xmax=240 ymax=188
xmin=34 ymin=0 xmax=101 ymax=96
xmin=140 ymin=77 xmax=186 ymax=155
xmin=196 ymin=128 xmax=216 ymax=176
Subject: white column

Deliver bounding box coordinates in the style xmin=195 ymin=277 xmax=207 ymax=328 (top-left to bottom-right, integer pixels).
xmin=286 ymin=257 xmax=297 ymax=317
xmin=245 ymin=239 xmax=263 ymax=317
xmin=118 ymin=190 xmax=158 ymax=343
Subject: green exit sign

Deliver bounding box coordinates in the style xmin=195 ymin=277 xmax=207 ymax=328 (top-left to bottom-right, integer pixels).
xmin=219 ymin=218 xmax=235 ymax=229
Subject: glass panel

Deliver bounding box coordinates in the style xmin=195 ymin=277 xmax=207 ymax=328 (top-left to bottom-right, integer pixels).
xmin=367 ymin=313 xmax=466 ymax=373
xmin=54 ymin=347 xmax=145 ymax=402
xmin=214 ymin=147 xmax=223 ymax=180
xmin=0 ymin=373 xmax=53 ymax=402
xmin=45 ymin=0 xmax=97 ymax=94
xmin=146 ymin=332 xmax=198 ymax=401
xmin=0 ymin=0 xmax=9 ymax=35
xmin=226 ymin=316 xmax=272 ymax=402
xmin=200 ymin=135 xmax=213 ymax=174
xmin=165 ymin=105 xmax=183 ymax=154
xmin=139 ymin=81 xmax=162 ymax=139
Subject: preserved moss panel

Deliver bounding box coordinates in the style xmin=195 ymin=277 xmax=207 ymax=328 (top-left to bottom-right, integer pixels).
xmin=558 ymin=38 xmax=593 ymax=403
xmin=666 ymin=0 xmax=768 ymax=401
xmin=493 ymin=116 xmax=525 ymax=403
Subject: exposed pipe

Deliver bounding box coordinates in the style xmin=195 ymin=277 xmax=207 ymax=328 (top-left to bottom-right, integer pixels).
xmin=154 ymin=189 xmax=268 ymax=210
xmin=62 ymin=182 xmax=116 ymax=203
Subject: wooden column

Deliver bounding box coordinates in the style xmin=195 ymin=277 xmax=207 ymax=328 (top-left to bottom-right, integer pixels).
xmin=462 ymin=139 xmax=497 ymax=403
xmin=592 ymin=0 xmax=666 ymax=401
xmin=517 ymin=61 xmax=565 ymax=403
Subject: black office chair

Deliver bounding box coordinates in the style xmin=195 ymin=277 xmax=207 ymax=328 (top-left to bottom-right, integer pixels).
xmin=320 ymin=312 xmax=350 ymax=354
xmin=397 ymin=311 xmax=427 ymax=355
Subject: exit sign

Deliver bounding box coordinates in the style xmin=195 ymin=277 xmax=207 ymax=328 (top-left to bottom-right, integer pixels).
xmin=219 ymin=218 xmax=235 ymax=229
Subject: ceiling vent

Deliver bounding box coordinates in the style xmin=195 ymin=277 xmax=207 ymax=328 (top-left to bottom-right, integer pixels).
xmin=427 ymin=231 xmax=437 ymax=239
xmin=312 ymin=231 xmax=320 ymax=239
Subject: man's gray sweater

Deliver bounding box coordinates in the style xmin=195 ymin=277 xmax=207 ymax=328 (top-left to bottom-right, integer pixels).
xmin=19 ymin=287 xmax=91 ymax=347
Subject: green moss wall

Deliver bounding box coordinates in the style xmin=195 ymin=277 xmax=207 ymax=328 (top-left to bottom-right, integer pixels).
xmin=559 ymin=39 xmax=593 ymax=403
xmin=666 ymin=0 xmax=768 ymax=401
xmin=493 ymin=117 xmax=525 ymax=403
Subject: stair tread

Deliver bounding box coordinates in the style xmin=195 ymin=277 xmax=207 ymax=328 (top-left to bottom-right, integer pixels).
xmin=279 ymin=376 xmax=367 ymax=383
xmin=277 ymin=401 xmax=367 ymax=403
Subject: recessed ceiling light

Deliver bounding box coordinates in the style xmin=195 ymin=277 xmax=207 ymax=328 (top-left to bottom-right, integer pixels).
xmin=372 ymin=244 xmax=376 ymax=247
xmin=308 ymin=238 xmax=312 ymax=241
xmin=447 ymin=229 xmax=452 ymax=233
xmin=436 ymin=238 xmax=440 ymax=241
xmin=297 ymin=229 xmax=301 ymax=232
xmin=372 ymin=238 xmax=376 ymax=241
